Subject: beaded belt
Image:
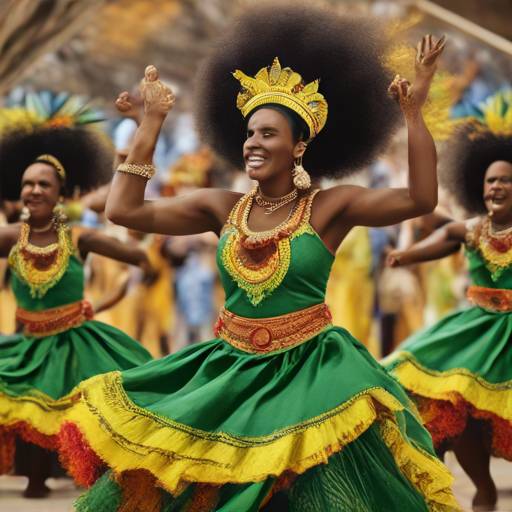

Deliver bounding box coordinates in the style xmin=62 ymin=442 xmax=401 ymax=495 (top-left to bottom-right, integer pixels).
xmin=467 ymin=286 xmax=512 ymax=313
xmin=17 ymin=300 xmax=94 ymax=338
xmin=214 ymin=303 xmax=332 ymax=354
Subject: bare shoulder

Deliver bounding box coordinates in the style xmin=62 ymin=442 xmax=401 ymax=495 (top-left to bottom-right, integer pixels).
xmin=315 ymin=184 xmax=364 ymax=204
xmin=311 ymin=184 xmax=364 ymax=222
xmin=0 ymin=222 xmax=22 ymax=256
xmin=187 ymin=188 xmax=243 ymax=219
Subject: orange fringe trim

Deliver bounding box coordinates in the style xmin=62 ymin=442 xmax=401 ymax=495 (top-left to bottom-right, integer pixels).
xmin=116 ymin=469 xmax=162 ymax=512
xmin=0 ymin=421 xmax=107 ymax=488
xmin=416 ymin=394 xmax=512 ymax=460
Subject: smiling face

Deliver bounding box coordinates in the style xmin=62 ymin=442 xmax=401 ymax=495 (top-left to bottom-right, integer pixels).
xmin=20 ymin=163 xmax=61 ymax=221
xmin=243 ymin=108 xmax=304 ymax=184
xmin=483 ymin=160 xmax=512 ymax=223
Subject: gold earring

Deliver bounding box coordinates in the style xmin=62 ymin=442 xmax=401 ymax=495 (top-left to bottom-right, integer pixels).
xmin=292 ymin=156 xmax=311 ymax=190
xmin=20 ymin=206 xmax=30 ymax=222
xmin=52 ymin=201 xmax=68 ymax=227
xmin=488 ymin=210 xmax=494 ymax=218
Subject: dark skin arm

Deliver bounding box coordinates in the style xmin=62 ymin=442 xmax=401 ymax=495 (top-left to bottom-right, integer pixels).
xmin=106 ymin=93 xmax=239 ymax=237
xmin=0 ymin=224 xmax=22 ymax=258
xmin=77 ymin=230 xmax=154 ymax=279
xmin=311 ymin=35 xmax=446 ymax=253
xmin=388 ymin=221 xmax=467 ymax=267
xmin=93 ymin=277 xmax=130 ymax=314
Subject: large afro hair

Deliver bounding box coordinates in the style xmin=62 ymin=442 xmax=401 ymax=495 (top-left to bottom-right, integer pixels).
xmin=0 ymin=126 xmax=114 ymax=201
xmin=440 ymin=121 xmax=512 ymax=214
xmin=194 ymin=2 xmax=403 ymax=179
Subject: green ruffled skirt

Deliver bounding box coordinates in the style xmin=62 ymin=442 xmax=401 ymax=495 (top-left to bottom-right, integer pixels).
xmin=0 ymin=320 xmax=153 ymax=477
xmin=63 ymin=327 xmax=459 ymax=511
xmin=384 ymin=306 xmax=512 ymax=458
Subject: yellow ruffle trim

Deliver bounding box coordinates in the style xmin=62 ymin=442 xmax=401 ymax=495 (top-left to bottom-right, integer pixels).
xmin=388 ymin=351 xmax=512 ymax=422
xmin=0 ymin=388 xmax=77 ymax=433
xmin=0 ymin=372 xmax=460 ymax=509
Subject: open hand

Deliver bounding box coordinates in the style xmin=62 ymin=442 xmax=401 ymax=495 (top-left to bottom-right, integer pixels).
xmin=388 ymin=34 xmax=445 ymax=120
xmin=415 ymin=34 xmax=446 ymax=84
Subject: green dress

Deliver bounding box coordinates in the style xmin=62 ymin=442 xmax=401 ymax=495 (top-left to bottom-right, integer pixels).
xmin=45 ymin=190 xmax=458 ymax=511
xmin=0 ymin=223 xmax=153 ymax=483
xmin=385 ymin=216 xmax=512 ymax=459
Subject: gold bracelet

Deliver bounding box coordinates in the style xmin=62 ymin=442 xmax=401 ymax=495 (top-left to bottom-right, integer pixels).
xmin=117 ymin=163 xmax=156 ymax=179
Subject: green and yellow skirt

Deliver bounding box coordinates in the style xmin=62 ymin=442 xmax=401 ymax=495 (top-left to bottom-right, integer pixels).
xmin=1 ymin=302 xmax=461 ymax=512
xmin=384 ymin=298 xmax=512 ymax=460
xmin=0 ymin=317 xmax=153 ymax=482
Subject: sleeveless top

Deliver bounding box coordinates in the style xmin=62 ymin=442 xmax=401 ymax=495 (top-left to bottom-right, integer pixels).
xmin=216 ymin=188 xmax=335 ymax=319
xmin=466 ymin=216 xmax=512 ymax=290
xmin=8 ymin=222 xmax=85 ymax=312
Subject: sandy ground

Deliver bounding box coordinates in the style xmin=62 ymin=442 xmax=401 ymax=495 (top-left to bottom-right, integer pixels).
xmin=0 ymin=454 xmax=511 ymax=511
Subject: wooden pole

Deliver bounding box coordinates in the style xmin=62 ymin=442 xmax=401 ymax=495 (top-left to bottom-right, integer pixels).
xmin=414 ymin=0 xmax=512 ymax=55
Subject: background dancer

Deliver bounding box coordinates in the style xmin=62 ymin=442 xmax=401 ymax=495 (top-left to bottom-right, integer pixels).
xmin=0 ymin=119 xmax=154 ymax=498
xmin=385 ymin=90 xmax=512 ymax=511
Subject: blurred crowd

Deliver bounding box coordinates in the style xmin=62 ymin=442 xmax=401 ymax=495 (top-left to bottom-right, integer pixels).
xmin=0 ymin=2 xmax=510 ymax=361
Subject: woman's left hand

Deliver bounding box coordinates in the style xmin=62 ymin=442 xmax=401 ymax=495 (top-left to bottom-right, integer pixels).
xmin=388 ymin=34 xmax=445 ymax=121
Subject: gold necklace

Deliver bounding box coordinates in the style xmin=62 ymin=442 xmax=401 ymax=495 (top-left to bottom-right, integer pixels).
xmin=220 ymin=188 xmax=319 ymax=305
xmin=254 ymin=187 xmax=298 ymax=214
xmin=31 ymin=221 xmax=55 ymax=233
xmin=479 ymin=216 xmax=512 ymax=270
xmin=240 ymin=188 xmax=303 ymax=248
xmin=8 ymin=221 xmax=74 ymax=298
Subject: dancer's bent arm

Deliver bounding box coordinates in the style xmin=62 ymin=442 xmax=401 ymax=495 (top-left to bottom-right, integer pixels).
xmin=312 ymin=35 xmax=446 ymax=253
xmin=105 ymin=99 xmax=238 ymax=237
xmin=388 ymin=221 xmax=467 ymax=267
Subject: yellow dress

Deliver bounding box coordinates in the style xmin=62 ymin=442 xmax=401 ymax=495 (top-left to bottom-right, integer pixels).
xmin=325 ymin=226 xmax=375 ymax=349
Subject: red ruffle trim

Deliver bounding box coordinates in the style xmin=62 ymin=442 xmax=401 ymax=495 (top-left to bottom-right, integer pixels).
xmin=58 ymin=421 xmax=108 ymax=487
xmin=0 ymin=421 xmax=107 ymax=488
xmin=414 ymin=394 xmax=512 ymax=460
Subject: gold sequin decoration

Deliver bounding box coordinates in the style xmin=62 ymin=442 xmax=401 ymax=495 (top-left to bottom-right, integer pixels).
xmin=478 ymin=216 xmax=512 ymax=280
xmin=221 ymin=188 xmax=319 ymax=305
xmin=8 ymin=222 xmax=74 ymax=298
xmin=214 ymin=303 xmax=333 ymax=354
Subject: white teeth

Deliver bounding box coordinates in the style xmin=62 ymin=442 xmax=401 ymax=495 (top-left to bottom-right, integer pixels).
xmin=248 ymin=156 xmax=265 ymax=161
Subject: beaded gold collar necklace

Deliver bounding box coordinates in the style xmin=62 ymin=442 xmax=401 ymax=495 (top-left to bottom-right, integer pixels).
xmin=8 ymin=221 xmax=75 ymax=298
xmin=480 ymin=216 xmax=512 ymax=266
xmin=221 ymin=187 xmax=319 ymax=305
xmin=254 ymin=187 xmax=298 ymax=214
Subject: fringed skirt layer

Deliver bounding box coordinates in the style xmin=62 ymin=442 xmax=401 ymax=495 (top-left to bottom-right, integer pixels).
xmin=385 ymin=306 xmax=512 ymax=459
xmin=0 ymin=320 xmax=152 ymax=479
xmin=44 ymin=326 xmax=458 ymax=511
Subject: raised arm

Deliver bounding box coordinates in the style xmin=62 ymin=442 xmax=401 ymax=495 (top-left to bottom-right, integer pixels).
xmin=388 ymin=220 xmax=467 ymax=267
xmin=313 ymin=35 xmax=446 ymax=252
xmin=105 ymin=75 xmax=239 ymax=237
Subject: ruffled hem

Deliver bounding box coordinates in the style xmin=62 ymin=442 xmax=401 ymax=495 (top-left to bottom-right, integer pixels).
xmin=0 ymin=389 xmax=108 ymax=486
xmin=388 ymin=352 xmax=512 ymax=459
xmin=62 ymin=371 xmax=458 ymax=510
xmin=0 ymin=371 xmax=460 ymax=510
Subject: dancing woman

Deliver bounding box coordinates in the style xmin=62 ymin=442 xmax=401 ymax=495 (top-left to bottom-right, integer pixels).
xmin=0 ymin=122 xmax=154 ymax=497
xmin=385 ymin=94 xmax=512 ymax=512
xmin=51 ymin=5 xmax=458 ymax=511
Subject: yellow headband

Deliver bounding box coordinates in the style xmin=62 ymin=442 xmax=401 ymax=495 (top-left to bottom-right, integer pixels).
xmin=233 ymin=58 xmax=328 ymax=141
xmin=35 ymin=154 xmax=66 ymax=184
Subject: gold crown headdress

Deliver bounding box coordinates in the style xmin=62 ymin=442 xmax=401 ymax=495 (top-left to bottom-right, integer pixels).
xmin=233 ymin=58 xmax=328 ymax=141
xmin=35 ymin=154 xmax=66 ymax=184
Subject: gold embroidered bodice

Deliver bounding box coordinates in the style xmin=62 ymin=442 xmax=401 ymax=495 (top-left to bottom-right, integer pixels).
xmin=217 ymin=188 xmax=335 ymax=317
xmin=8 ymin=222 xmax=80 ymax=309
xmin=466 ymin=216 xmax=512 ymax=287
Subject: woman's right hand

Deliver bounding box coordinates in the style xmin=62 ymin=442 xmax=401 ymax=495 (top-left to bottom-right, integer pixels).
xmin=388 ymin=34 xmax=445 ymax=121
xmin=387 ymin=249 xmax=406 ymax=268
